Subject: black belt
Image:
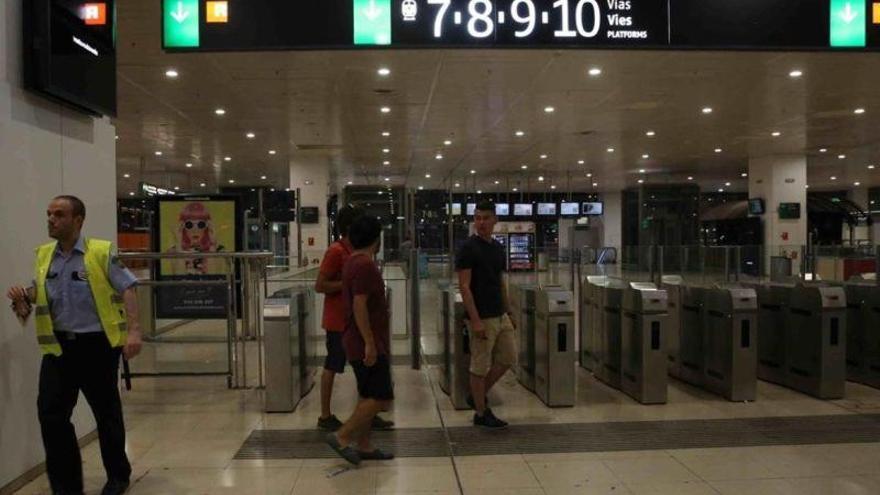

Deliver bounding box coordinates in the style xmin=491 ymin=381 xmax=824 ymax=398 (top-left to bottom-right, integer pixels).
xmin=54 ymin=331 xmax=104 ymax=341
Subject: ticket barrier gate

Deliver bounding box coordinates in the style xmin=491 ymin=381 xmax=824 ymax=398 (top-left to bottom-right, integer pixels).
xmin=844 ymin=283 xmax=880 ymax=389
xmin=440 ymin=288 xmax=471 ymax=409
xmin=786 ymin=284 xmax=846 ymax=399
xmin=580 ymin=276 xmax=608 ymax=372
xmin=534 ymin=288 xmax=576 ymax=407
xmin=595 ymin=280 xmax=627 ymax=389
xmin=660 ymin=276 xmax=683 ymax=377
xmin=702 ymin=287 xmax=758 ymax=401
xmin=678 ymin=286 xmax=708 ymax=387
xmin=263 ymin=288 xmax=315 ymax=412
xmin=513 ymin=284 xmax=539 ymax=392
xmin=749 ymin=283 xmax=790 ymax=386
xmin=620 ymin=283 xmax=669 ymax=404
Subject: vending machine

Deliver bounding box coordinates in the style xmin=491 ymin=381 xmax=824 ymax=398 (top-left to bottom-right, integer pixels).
xmin=508 ymin=233 xmax=536 ymax=271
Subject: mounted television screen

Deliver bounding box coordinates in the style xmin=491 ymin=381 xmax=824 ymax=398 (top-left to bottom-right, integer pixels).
xmin=582 ymin=202 xmax=604 ymax=216
xmin=466 ymin=203 xmax=476 ymax=216
xmin=24 ymin=0 xmax=117 ymax=116
xmin=748 ymin=198 xmax=765 ymax=215
xmin=446 ymin=203 xmax=462 ymax=215
xmin=495 ymin=203 xmax=510 ymax=216
xmin=560 ymin=202 xmax=580 ymax=216
xmin=537 ymin=203 xmax=557 ymax=215
xmin=779 ymin=202 xmax=801 ymax=219
xmin=513 ymin=203 xmax=533 ymax=216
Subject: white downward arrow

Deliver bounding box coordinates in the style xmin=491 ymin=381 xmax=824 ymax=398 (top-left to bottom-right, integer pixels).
xmin=170 ymin=1 xmax=190 ymax=23
xmin=363 ymin=0 xmax=382 ymax=20
xmin=840 ymin=2 xmax=858 ymax=24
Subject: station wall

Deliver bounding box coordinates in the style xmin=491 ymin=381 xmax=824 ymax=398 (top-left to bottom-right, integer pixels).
xmin=0 ymin=0 xmax=117 ymax=488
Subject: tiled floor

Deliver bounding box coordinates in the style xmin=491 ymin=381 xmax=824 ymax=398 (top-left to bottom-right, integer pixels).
xmin=14 ymin=353 xmax=880 ymax=495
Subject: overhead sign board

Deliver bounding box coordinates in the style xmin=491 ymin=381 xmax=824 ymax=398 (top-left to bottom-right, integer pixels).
xmin=161 ymin=0 xmax=880 ymax=51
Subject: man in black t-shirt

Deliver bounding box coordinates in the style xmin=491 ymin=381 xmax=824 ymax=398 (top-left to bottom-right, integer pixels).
xmin=455 ymin=201 xmax=517 ymax=429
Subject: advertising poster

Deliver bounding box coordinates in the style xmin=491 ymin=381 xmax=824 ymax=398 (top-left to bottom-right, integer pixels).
xmin=155 ymin=196 xmax=240 ymax=318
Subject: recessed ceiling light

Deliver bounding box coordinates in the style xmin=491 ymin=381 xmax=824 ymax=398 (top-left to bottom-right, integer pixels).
xmin=854 ymin=108 xmax=866 ymax=114
xmin=577 ymin=160 xmax=585 ymax=165
xmin=470 ymin=169 xmax=476 ymax=174
xmin=384 ymin=177 xmax=390 ymax=182
xmin=382 ymin=148 xmax=390 ymax=154
xmin=382 ymin=131 xmax=390 ymax=137
xmin=741 ymin=173 xmax=748 ymax=177
xmin=869 ymin=165 xmax=876 ymax=170
xmin=173 ymin=186 xmax=180 ymax=191
xmin=200 ymin=182 xmax=206 ymax=187
xmin=642 ymin=154 xmax=649 ymax=159
xmin=380 ymin=106 xmax=391 ymax=113
xmin=521 ymin=165 xmax=528 ymax=170
xmin=702 ymin=107 xmax=713 ymax=114
xmin=435 ymin=154 xmax=443 ymax=160
xmin=714 ymin=148 xmax=722 ymax=153
xmin=588 ymin=67 xmax=602 ymax=76
xmin=839 ymin=154 xmax=846 ymax=159
xmin=425 ymin=173 xmax=432 ymax=178
xmin=115 ymin=135 xmax=119 ymax=140
xmin=285 ymin=188 xmax=291 ymax=192
xmin=550 ymin=185 xmax=557 ymax=190
xmin=586 ymin=173 xmax=593 ymax=178
xmin=805 ymin=185 xmax=810 ymax=189
xmin=637 ymin=179 xmax=644 ymax=184
xmin=830 ymin=176 xmax=837 ymax=180
xmin=154 ymin=151 xmax=163 ymax=156
xmin=224 ymin=156 xmax=232 ymax=161
xmin=771 ymin=131 xmax=781 ymax=137
xmin=789 ymin=70 xmax=803 ymax=78
xmin=454 ymin=183 xmax=461 ymax=187
xmin=725 ymin=182 xmax=732 ymax=186
xmin=592 ymin=182 xmax=598 ymax=187
xmin=418 ymin=186 xmax=424 ymax=190
xmin=687 ymin=176 xmax=694 ymax=181
xmin=260 ymin=175 xmax=267 ymax=180
xmin=444 ymin=140 xmax=452 ymax=146
xmin=512 ymin=187 xmax=518 ymax=192
xmin=639 ymin=169 xmax=646 ymax=173
xmin=214 ymin=108 xmax=226 ymax=115
xmin=228 ymin=179 xmax=235 ymax=183
xmin=854 ymin=181 xmax=861 ymax=186
xmin=819 ymin=148 xmax=827 ymax=153
xmin=538 ymin=176 xmax=545 ymax=181
xmin=377 ymin=67 xmax=391 ymax=76
xmin=646 ymin=131 xmax=656 ymax=137
xmin=165 ymin=69 xmax=179 ymax=78
xmin=540 ymin=154 xmax=547 ymax=159
xmin=123 ymin=173 xmax=130 ymax=178
xmin=268 ymin=150 xmax=276 ymax=155
xmin=544 ymin=106 xmax=555 ymax=113
xmin=607 ymin=148 xmax=615 ymax=153
xmin=246 ymin=132 xmax=255 ymax=139
xmin=477 ymin=190 xmax=482 ymax=194
xmin=718 ymin=188 xmax=724 ymax=192
xmin=515 ymin=130 xmax=525 ymax=137
xmin=347 ymin=181 xmax=353 ymax=185
xmin=128 ymin=192 xmax=134 ymax=196
xmin=383 ymin=160 xmax=390 ymax=166
xmin=494 ymin=180 xmax=500 ymax=185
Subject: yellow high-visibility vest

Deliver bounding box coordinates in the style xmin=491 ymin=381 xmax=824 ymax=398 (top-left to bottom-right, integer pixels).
xmin=33 ymin=238 xmax=128 ymax=356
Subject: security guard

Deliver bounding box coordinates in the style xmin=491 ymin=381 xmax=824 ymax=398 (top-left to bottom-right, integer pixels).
xmin=6 ymin=195 xmax=142 ymax=495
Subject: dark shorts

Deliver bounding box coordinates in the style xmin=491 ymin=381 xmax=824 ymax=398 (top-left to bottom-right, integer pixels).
xmin=351 ymin=355 xmax=394 ymax=401
xmin=324 ymin=332 xmax=346 ymax=373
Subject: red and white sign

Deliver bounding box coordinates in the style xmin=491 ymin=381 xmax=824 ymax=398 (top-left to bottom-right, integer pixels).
xmin=81 ymin=3 xmax=107 ymax=25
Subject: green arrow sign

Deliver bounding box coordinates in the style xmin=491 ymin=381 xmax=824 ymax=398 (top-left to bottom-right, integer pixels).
xmin=830 ymin=0 xmax=866 ymax=47
xmin=164 ymin=0 xmax=200 ymax=48
xmin=354 ymin=0 xmax=391 ymax=46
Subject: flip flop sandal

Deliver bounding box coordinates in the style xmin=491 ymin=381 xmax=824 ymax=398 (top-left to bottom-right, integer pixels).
xmin=325 ymin=434 xmax=362 ymax=466
xmin=358 ymin=449 xmax=395 ymax=460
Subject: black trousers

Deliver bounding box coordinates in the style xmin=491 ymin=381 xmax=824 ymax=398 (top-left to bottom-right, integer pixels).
xmin=38 ymin=333 xmax=131 ymax=494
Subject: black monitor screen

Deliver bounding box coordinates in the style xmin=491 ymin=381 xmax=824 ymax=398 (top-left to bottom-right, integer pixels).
xmin=748 ymin=198 xmax=766 ymax=215
xmin=582 ymin=202 xmax=604 ymax=216
xmin=24 ymin=0 xmax=117 ymax=116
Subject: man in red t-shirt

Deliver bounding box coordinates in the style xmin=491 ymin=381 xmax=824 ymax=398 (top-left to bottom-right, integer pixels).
xmin=326 ymin=216 xmax=395 ymax=465
xmin=315 ymin=207 xmax=393 ymax=432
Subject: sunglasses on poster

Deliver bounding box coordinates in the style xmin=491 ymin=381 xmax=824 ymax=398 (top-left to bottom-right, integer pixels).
xmin=184 ymin=221 xmax=207 ymax=230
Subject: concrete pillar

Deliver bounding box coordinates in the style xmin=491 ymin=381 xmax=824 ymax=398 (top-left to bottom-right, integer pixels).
xmin=602 ymin=191 xmax=622 ymax=248
xmin=748 ymin=156 xmax=808 ymax=273
xmin=289 ymin=158 xmax=330 ymax=269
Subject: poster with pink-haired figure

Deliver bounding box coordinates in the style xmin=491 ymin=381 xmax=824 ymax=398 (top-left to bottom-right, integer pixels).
xmin=156 ymin=197 xmax=240 ymax=319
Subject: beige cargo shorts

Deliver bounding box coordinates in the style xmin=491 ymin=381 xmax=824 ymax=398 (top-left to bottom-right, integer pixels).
xmin=469 ymin=314 xmax=517 ymax=377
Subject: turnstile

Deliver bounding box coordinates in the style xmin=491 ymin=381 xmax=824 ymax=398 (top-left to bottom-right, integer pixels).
xmin=844 ymin=283 xmax=880 ymax=389
xmin=702 ymin=287 xmax=758 ymax=401
xmin=620 ymin=283 xmax=668 ymax=404
xmin=534 ymin=288 xmax=576 ymax=407
xmin=263 ymin=288 xmax=315 ymax=412
xmin=595 ymin=280 xmax=626 ymax=389
xmin=786 ymin=284 xmax=847 ymax=399
xmin=678 ymin=286 xmax=708 ymax=387
xmin=439 ymin=288 xmax=471 ymax=409
xmin=750 ymin=283 xmax=790 ymax=386
xmin=580 ymin=276 xmax=608 ymax=372
xmin=660 ymin=276 xmax=683 ymax=377
xmin=513 ymin=284 xmax=539 ymax=391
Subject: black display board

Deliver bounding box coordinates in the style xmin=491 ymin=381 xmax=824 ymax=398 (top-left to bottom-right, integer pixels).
xmin=778 ymin=202 xmax=802 ymax=219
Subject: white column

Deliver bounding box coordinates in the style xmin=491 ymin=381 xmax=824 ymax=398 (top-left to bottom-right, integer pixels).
xmin=289 ymin=158 xmax=330 ymax=269
xmin=748 ymin=156 xmax=808 ymax=272
xmin=602 ymin=191 xmax=622 ymax=248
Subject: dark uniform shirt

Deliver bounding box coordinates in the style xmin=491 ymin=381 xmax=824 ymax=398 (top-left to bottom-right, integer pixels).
xmin=455 ymin=235 xmax=506 ymax=319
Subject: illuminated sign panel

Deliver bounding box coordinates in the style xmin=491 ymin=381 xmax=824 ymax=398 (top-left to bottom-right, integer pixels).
xmin=163 ymin=0 xmax=200 ymax=48
xmin=830 ymin=0 xmax=866 ymax=47
xmin=206 ymin=1 xmax=229 ymax=23
xmin=81 ymin=3 xmax=107 ymax=25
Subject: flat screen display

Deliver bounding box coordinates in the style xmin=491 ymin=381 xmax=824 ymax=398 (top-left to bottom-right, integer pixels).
xmin=779 ymin=202 xmax=801 ymax=219
xmin=560 ymin=202 xmax=580 ymax=215
xmin=582 ymin=202 xmax=604 ymax=215
xmin=537 ymin=203 xmax=557 ymax=215
xmin=466 ymin=203 xmax=476 ymax=216
xmin=748 ymin=198 xmax=765 ymax=215
xmin=495 ymin=203 xmax=510 ymax=216
xmin=513 ymin=203 xmax=533 ymax=216
xmin=25 ymin=0 xmax=117 ymax=116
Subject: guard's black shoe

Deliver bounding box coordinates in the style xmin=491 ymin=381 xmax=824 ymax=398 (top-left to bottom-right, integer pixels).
xmin=371 ymin=415 xmax=395 ymax=430
xmin=100 ymin=479 xmax=130 ymax=495
xmin=473 ymin=408 xmax=508 ymax=430
xmin=466 ymin=395 xmax=475 ymax=410
xmin=317 ymin=414 xmax=344 ymax=431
